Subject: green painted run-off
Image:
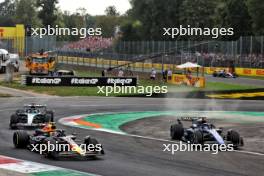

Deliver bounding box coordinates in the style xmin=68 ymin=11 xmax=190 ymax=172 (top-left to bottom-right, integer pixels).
xmin=78 ymin=111 xmax=264 ymax=133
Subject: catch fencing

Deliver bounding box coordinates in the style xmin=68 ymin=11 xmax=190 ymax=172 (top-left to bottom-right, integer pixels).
xmin=1 ymin=36 xmax=264 ymax=68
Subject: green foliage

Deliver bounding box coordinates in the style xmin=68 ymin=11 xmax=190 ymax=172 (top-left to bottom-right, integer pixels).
xmin=95 ymin=15 xmax=122 ymax=37
xmin=0 ymin=0 xmax=263 ymax=41
xmin=247 ymin=0 xmax=264 ymax=35
xmin=127 ymin=0 xmax=184 ymax=40
xmin=0 ymin=0 xmax=16 ymax=26
xmin=15 ymin=0 xmax=41 ymax=27
xmin=36 ymin=0 xmax=58 ymax=27
xmin=105 ymin=6 xmax=120 ymax=16
xmin=218 ymin=0 xmax=252 ymax=39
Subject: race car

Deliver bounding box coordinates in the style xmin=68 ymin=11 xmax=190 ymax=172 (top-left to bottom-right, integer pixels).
xmin=212 ymin=70 xmax=238 ymax=78
xmin=9 ymin=104 xmax=54 ymax=129
xmin=13 ymin=123 xmax=105 ymax=159
xmin=170 ymin=117 xmax=244 ymax=149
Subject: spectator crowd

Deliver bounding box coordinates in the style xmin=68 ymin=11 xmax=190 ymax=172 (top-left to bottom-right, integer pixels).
xmin=61 ymin=36 xmax=113 ymax=52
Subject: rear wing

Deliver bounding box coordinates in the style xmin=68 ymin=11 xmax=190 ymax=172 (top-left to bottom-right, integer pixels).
xmin=180 ymin=117 xmax=207 ymax=121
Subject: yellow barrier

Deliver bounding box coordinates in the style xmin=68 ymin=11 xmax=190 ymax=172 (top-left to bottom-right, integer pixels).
xmin=0 ymin=24 xmax=25 ymax=54
xmin=56 ymin=56 xmax=264 ymax=77
xmin=168 ymin=74 xmax=205 ymax=88
xmin=205 ymin=67 xmax=264 ymax=77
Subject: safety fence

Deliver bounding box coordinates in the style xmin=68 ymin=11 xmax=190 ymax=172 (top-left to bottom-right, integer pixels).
xmin=1 ymin=36 xmax=264 ymax=68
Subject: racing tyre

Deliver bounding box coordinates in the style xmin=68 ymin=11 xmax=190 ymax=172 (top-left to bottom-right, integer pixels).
xmin=0 ymin=66 xmax=6 ymax=73
xmin=15 ymin=67 xmax=19 ymax=72
xmin=10 ymin=114 xmax=19 ymax=129
xmin=45 ymin=139 xmax=59 ymax=160
xmin=170 ymin=124 xmax=184 ymax=140
xmin=191 ymin=130 xmax=203 ymax=144
xmin=84 ymin=137 xmax=104 ymax=155
xmin=45 ymin=111 xmax=54 ymax=122
xmin=227 ymin=130 xmax=240 ymax=146
xmin=13 ymin=131 xmax=29 ymax=148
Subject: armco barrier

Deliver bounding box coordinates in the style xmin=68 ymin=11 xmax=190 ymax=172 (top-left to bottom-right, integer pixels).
xmin=21 ymin=75 xmax=137 ymax=87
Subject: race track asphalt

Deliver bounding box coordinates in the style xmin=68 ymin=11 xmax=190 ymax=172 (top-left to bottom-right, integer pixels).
xmin=0 ymin=97 xmax=263 ymax=176
xmin=206 ymin=75 xmax=264 ymax=87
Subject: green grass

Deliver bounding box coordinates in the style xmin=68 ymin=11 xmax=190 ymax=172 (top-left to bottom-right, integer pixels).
xmin=0 ymin=93 xmax=11 ymax=97
xmin=0 ymin=68 xmax=261 ymax=97
xmin=167 ymin=81 xmax=260 ymax=93
xmin=241 ymin=75 xmax=264 ymax=80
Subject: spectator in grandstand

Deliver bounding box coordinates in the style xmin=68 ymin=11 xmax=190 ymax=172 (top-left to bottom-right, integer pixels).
xmin=61 ymin=36 xmax=113 ymax=52
xmin=118 ymin=68 xmax=124 ymax=77
xmin=150 ymin=68 xmax=157 ymax=80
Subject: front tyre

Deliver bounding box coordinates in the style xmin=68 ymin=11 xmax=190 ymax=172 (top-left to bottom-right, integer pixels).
xmin=10 ymin=114 xmax=19 ymax=129
xmin=45 ymin=111 xmax=54 ymax=122
xmin=170 ymin=124 xmax=184 ymax=140
xmin=227 ymin=130 xmax=241 ymax=148
xmin=13 ymin=131 xmax=29 ymax=148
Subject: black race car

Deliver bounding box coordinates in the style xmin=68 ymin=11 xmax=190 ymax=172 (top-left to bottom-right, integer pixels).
xmin=170 ymin=117 xmax=244 ymax=149
xmin=10 ymin=104 xmax=54 ymax=129
xmin=13 ymin=123 xmax=105 ymax=159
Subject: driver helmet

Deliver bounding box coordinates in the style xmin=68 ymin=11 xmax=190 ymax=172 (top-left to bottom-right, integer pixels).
xmin=42 ymin=122 xmax=56 ymax=133
xmin=192 ymin=124 xmax=197 ymax=128
xmin=201 ymin=117 xmax=207 ymax=123
xmin=197 ymin=117 xmax=207 ymax=124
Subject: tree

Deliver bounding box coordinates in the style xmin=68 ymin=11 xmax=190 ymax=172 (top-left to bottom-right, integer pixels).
xmin=36 ymin=0 xmax=58 ymax=27
xmin=247 ymin=0 xmax=264 ymax=35
xmin=95 ymin=15 xmax=121 ymax=37
xmin=0 ymin=0 xmax=16 ymax=26
xmin=15 ymin=0 xmax=41 ymax=26
xmin=219 ymin=0 xmax=252 ymax=39
xmin=105 ymin=6 xmax=119 ymax=16
xmin=180 ymin=0 xmax=216 ymax=28
xmin=126 ymin=0 xmax=184 ymax=40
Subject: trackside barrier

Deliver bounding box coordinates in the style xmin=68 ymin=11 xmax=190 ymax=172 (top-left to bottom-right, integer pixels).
xmin=21 ymin=75 xmax=137 ymax=87
xmin=57 ymin=56 xmax=264 ymax=77
xmin=168 ymin=74 xmax=205 ymax=88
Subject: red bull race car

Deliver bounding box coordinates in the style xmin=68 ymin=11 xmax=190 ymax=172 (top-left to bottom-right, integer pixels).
xmin=13 ymin=123 xmax=105 ymax=159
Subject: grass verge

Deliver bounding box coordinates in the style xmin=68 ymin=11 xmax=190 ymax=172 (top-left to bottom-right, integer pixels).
xmin=0 ymin=67 xmax=261 ymax=97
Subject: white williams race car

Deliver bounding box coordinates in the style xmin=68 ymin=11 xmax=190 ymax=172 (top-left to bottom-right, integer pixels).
xmin=10 ymin=104 xmax=54 ymax=129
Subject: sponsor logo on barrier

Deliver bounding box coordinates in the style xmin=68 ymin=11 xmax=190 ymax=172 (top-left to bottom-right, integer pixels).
xmin=256 ymin=70 xmax=264 ymax=76
xmin=107 ymin=78 xmax=133 ymax=85
xmin=71 ymin=78 xmax=99 ymax=85
xmin=23 ymin=75 xmax=137 ymax=87
xmin=243 ymin=69 xmax=252 ymax=75
xmin=32 ymin=78 xmax=61 ymax=84
xmin=0 ymin=29 xmax=4 ymax=37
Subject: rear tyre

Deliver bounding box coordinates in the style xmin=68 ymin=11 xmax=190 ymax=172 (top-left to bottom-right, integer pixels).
xmin=0 ymin=66 xmax=6 ymax=73
xmin=10 ymin=114 xmax=19 ymax=129
xmin=13 ymin=131 xmax=29 ymax=148
xmin=45 ymin=139 xmax=59 ymax=160
xmin=84 ymin=137 xmax=104 ymax=155
xmin=45 ymin=111 xmax=54 ymax=122
xmin=170 ymin=124 xmax=184 ymax=140
xmin=227 ymin=130 xmax=240 ymax=147
xmin=192 ymin=130 xmax=203 ymax=144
